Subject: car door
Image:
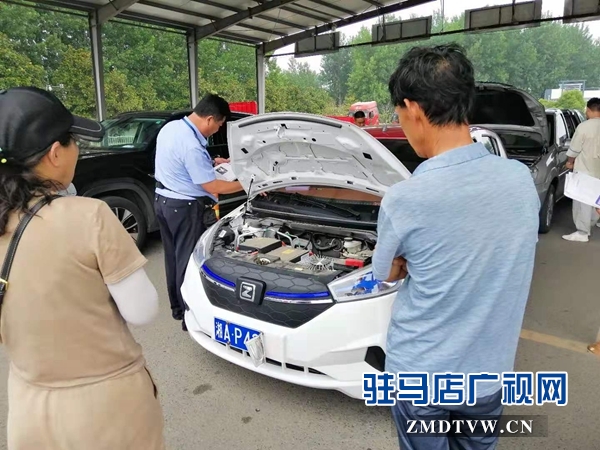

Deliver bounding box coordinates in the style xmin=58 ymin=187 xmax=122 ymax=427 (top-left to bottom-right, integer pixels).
xmin=563 ymin=110 xmax=578 ymax=138
xmin=552 ymin=112 xmax=572 ymax=197
xmin=471 ymin=129 xmax=507 ymax=158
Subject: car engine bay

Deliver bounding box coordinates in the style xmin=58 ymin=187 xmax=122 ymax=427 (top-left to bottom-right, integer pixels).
xmin=210 ymin=215 xmax=376 ymax=277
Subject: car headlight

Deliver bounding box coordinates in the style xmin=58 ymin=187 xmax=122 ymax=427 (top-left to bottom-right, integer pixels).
xmin=328 ymin=266 xmax=401 ymax=302
xmin=192 ymin=222 xmax=220 ymax=267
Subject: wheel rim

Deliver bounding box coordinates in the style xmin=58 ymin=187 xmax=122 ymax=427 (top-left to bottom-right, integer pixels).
xmin=546 ymin=191 xmax=555 ymax=227
xmin=110 ymin=206 xmax=139 ymax=243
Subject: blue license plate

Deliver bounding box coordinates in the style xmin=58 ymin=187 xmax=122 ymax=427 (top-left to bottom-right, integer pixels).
xmin=214 ymin=318 xmax=261 ymax=352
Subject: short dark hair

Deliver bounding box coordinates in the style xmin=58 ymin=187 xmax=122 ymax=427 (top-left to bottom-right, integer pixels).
xmin=193 ymin=94 xmax=231 ymax=121
xmin=587 ymin=98 xmax=600 ymax=112
xmin=388 ymin=43 xmax=475 ymax=126
xmin=354 ymin=111 xmax=366 ymax=119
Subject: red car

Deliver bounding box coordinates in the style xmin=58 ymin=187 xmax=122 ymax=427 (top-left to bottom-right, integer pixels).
xmin=363 ymin=125 xmax=508 ymax=173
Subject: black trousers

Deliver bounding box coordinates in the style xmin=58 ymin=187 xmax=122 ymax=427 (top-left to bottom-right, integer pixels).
xmin=155 ymin=194 xmax=213 ymax=318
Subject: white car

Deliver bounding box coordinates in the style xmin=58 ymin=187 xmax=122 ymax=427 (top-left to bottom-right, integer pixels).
xmin=181 ymin=114 xmax=507 ymax=399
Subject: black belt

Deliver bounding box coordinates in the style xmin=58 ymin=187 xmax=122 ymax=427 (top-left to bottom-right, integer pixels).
xmin=156 ymin=181 xmax=215 ymax=207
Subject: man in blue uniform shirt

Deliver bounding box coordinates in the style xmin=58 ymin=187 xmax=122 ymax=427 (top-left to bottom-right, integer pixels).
xmin=372 ymin=44 xmax=540 ymax=449
xmin=154 ymin=94 xmax=243 ymax=330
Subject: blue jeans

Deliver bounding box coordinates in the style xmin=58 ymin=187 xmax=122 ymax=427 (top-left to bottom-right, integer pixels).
xmin=391 ymin=390 xmax=503 ymax=450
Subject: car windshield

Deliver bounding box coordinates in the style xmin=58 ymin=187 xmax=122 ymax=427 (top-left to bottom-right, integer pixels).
xmin=252 ymin=186 xmax=382 ymax=223
xmin=83 ymin=117 xmax=167 ymax=150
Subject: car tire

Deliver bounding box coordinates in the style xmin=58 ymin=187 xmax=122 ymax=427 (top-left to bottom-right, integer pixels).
xmin=100 ymin=196 xmax=148 ymax=250
xmin=538 ymin=184 xmax=556 ymax=234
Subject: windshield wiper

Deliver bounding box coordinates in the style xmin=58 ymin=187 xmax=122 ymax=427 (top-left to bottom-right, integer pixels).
xmin=268 ymin=192 xmax=361 ymax=219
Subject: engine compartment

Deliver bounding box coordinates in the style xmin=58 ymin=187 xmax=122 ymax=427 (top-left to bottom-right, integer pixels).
xmin=210 ymin=215 xmax=376 ymax=277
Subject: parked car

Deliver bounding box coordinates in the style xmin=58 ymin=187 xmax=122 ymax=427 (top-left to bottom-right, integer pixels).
xmin=180 ymin=113 xmax=511 ymax=400
xmin=465 ymin=83 xmax=562 ymax=233
xmin=73 ymin=110 xmax=251 ymax=249
xmin=369 ymin=84 xmax=562 ymax=233
xmin=364 ymin=125 xmax=507 ymax=173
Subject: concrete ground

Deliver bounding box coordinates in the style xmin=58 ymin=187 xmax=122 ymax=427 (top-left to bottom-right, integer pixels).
xmin=0 ymin=199 xmax=599 ymax=450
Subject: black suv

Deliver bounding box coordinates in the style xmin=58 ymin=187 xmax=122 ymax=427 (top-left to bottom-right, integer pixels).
xmin=73 ymin=110 xmax=250 ymax=249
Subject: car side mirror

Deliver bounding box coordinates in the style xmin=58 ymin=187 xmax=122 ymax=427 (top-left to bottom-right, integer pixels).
xmin=560 ymin=136 xmax=571 ymax=147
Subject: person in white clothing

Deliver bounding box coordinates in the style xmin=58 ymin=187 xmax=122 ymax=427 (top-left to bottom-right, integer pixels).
xmin=563 ymin=98 xmax=600 ymax=242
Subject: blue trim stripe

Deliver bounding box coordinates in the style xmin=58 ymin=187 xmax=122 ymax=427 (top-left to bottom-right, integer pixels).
xmin=265 ymin=291 xmax=330 ymax=299
xmin=201 ymin=265 xmax=235 ymax=288
xmin=201 ymin=264 xmax=331 ymax=299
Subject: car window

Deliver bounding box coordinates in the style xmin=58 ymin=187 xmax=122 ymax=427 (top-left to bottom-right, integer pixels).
xmin=546 ymin=113 xmax=556 ymax=144
xmin=556 ymin=114 xmax=568 ymax=142
xmin=563 ymin=112 xmax=577 ymax=137
xmin=377 ymin=138 xmax=426 ymax=173
xmin=476 ymin=136 xmax=496 ymax=155
xmin=87 ymin=117 xmax=166 ymax=150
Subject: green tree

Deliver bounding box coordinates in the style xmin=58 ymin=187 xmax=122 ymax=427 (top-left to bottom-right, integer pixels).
xmin=0 ymin=32 xmax=46 ymax=89
xmin=319 ymin=43 xmax=352 ymax=106
xmin=555 ymin=90 xmax=586 ymax=111
xmin=325 ymin=10 xmax=600 ymax=116
xmin=52 ymin=47 xmax=143 ymax=118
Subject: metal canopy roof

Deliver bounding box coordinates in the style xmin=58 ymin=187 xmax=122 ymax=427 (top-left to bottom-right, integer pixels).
xmin=36 ymin=0 xmax=435 ymax=52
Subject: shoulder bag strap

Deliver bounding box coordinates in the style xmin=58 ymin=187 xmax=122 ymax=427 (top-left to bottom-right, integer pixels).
xmin=0 ymin=195 xmax=59 ymax=307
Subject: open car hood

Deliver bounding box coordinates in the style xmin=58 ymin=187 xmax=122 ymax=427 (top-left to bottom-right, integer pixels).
xmin=471 ymin=83 xmax=549 ymax=146
xmin=227 ymin=113 xmax=412 ymax=197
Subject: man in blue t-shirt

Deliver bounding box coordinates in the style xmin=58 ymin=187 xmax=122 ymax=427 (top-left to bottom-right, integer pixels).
xmin=372 ymin=44 xmax=540 ymax=450
xmin=154 ymin=94 xmax=243 ymax=330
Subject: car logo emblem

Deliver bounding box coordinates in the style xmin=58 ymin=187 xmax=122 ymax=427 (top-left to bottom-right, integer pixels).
xmin=240 ymin=282 xmax=256 ymax=302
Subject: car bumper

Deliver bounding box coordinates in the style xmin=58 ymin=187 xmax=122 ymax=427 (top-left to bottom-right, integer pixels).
xmin=181 ymin=255 xmax=395 ymax=399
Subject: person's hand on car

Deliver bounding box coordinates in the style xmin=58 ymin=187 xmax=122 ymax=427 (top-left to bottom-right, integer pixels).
xmin=565 ymin=161 xmax=574 ymax=170
xmin=214 ymin=158 xmax=230 ymax=165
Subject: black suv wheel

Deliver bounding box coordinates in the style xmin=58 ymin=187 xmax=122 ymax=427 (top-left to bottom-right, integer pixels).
xmin=101 ymin=196 xmax=148 ymax=250
xmin=538 ymin=184 xmax=555 ymax=234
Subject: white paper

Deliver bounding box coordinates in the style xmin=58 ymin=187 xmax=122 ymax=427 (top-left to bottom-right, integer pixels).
xmin=214 ymin=163 xmax=237 ymax=182
xmin=564 ymin=171 xmax=600 ymax=208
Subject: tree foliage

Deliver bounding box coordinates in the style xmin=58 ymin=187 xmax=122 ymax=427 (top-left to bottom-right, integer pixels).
xmin=0 ymin=32 xmax=46 ymax=89
xmin=2 ymin=3 xmax=600 ymax=121
xmin=322 ymin=12 xmax=600 ymax=120
xmin=540 ymin=90 xmax=586 ymax=111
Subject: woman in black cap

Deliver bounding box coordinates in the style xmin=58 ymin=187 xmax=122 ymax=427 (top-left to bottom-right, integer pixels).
xmin=0 ymin=87 xmax=165 ymax=449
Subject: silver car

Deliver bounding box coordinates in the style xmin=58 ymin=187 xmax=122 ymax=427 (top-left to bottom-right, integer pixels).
xmin=472 ymin=83 xmax=560 ymax=233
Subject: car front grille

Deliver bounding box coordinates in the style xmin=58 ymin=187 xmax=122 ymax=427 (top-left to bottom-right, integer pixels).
xmin=200 ymin=265 xmax=335 ymax=329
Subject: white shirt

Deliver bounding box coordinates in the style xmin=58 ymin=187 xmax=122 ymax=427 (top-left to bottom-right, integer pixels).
xmin=567 ymin=118 xmax=600 ymax=178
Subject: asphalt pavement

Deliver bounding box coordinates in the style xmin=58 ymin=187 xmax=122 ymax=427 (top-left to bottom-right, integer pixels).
xmin=0 ymin=198 xmax=599 ymax=450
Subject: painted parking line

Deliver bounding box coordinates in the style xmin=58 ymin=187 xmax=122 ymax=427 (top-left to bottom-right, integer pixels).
xmin=520 ymin=329 xmax=589 ymax=355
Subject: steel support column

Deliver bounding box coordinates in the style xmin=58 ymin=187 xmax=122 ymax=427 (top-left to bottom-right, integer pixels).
xmin=187 ymin=29 xmax=199 ymax=108
xmin=89 ymin=11 xmax=106 ymax=121
xmin=256 ymin=46 xmax=266 ymax=115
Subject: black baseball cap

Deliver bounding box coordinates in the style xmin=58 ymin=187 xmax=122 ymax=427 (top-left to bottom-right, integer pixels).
xmin=0 ymin=86 xmax=104 ymax=163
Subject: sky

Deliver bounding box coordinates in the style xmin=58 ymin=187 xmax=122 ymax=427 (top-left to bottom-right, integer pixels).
xmin=273 ymin=0 xmax=600 ymax=72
